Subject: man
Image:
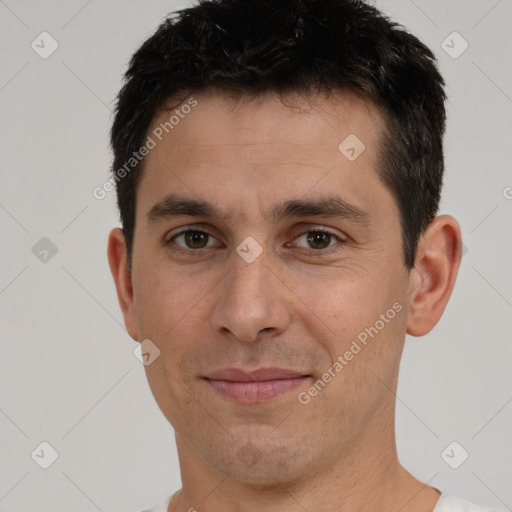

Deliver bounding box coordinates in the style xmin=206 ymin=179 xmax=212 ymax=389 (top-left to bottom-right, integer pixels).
xmin=107 ymin=1 xmax=499 ymax=511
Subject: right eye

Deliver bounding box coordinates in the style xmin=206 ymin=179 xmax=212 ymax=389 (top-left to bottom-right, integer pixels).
xmin=167 ymin=229 xmax=222 ymax=250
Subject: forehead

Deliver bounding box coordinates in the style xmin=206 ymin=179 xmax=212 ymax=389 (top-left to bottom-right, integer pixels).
xmin=147 ymin=89 xmax=383 ymax=162
xmin=136 ymin=88 xmax=394 ymax=225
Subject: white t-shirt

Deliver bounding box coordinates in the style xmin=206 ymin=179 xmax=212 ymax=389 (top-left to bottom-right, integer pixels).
xmin=140 ymin=492 xmax=501 ymax=512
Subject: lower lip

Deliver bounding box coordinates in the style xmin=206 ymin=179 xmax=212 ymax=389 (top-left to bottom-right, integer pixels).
xmin=205 ymin=376 xmax=310 ymax=402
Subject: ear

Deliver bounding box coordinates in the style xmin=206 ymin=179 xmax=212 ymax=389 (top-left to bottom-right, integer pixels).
xmin=406 ymin=215 xmax=462 ymax=337
xmin=107 ymin=228 xmax=139 ymax=341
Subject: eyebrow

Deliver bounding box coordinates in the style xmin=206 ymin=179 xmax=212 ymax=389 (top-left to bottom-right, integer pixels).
xmin=146 ymin=194 xmax=370 ymax=226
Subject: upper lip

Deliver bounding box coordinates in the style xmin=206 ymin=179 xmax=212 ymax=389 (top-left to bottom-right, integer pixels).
xmin=205 ymin=367 xmax=308 ymax=382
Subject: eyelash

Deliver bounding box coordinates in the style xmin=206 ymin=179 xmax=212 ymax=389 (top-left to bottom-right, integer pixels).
xmin=165 ymin=226 xmax=346 ymax=255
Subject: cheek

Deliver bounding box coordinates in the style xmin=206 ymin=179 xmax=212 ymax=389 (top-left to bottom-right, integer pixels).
xmin=297 ymin=274 xmax=406 ymax=432
xmin=292 ymin=269 xmax=377 ymax=332
xmin=135 ymin=266 xmax=214 ymax=429
xmin=292 ymin=263 xmax=406 ymax=365
xmin=132 ymin=261 xmax=224 ymax=374
xmin=132 ymin=263 xmax=199 ymax=346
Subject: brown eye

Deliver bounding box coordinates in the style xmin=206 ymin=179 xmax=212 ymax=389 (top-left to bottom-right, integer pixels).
xmin=184 ymin=231 xmax=209 ymax=248
xmin=289 ymin=227 xmax=346 ymax=254
xmin=306 ymin=231 xmax=332 ymax=249
xmin=169 ymin=230 xmax=219 ymax=250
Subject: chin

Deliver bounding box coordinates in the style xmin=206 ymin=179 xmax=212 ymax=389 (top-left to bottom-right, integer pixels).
xmin=199 ymin=426 xmax=314 ymax=486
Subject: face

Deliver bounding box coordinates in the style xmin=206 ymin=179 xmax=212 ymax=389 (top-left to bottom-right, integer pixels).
xmin=123 ymin=90 xmax=415 ymax=483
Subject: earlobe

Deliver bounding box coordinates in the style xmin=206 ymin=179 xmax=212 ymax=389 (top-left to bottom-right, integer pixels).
xmin=107 ymin=228 xmax=139 ymax=341
xmin=406 ymin=215 xmax=462 ymax=337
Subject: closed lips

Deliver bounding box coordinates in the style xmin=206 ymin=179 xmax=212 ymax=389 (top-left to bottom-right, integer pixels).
xmin=204 ymin=368 xmax=310 ymax=402
xmin=205 ymin=367 xmax=309 ymax=381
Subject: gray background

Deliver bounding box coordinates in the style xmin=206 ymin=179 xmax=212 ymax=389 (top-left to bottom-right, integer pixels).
xmin=0 ymin=0 xmax=511 ymax=510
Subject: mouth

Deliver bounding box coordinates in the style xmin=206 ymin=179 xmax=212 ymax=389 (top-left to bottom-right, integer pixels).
xmin=203 ymin=367 xmax=311 ymax=403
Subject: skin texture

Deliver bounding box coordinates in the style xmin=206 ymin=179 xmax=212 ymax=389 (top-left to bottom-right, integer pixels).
xmin=108 ymin=89 xmax=462 ymax=512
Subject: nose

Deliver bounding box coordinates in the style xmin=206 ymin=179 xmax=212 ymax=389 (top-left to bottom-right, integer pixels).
xmin=210 ymin=246 xmax=292 ymax=343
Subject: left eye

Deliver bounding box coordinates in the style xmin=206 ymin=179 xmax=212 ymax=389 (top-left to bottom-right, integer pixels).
xmin=292 ymin=230 xmax=342 ymax=250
